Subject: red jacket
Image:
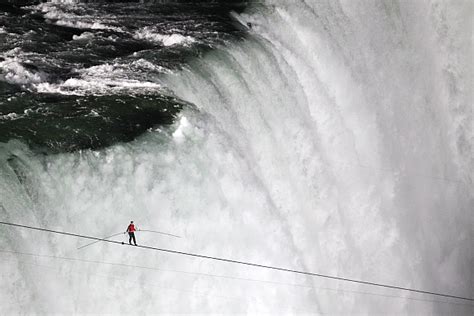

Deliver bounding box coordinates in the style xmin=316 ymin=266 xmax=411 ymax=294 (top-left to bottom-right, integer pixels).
xmin=127 ymin=224 xmax=136 ymax=233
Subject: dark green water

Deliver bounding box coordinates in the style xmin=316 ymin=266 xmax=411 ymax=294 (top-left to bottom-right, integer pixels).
xmin=0 ymin=1 xmax=247 ymax=152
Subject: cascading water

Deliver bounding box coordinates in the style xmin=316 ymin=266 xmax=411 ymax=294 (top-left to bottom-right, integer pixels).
xmin=0 ymin=0 xmax=472 ymax=314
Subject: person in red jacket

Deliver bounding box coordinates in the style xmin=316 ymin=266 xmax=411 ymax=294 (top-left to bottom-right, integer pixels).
xmin=126 ymin=221 xmax=138 ymax=246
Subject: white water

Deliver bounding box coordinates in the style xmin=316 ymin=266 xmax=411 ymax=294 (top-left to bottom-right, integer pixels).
xmin=134 ymin=27 xmax=197 ymax=47
xmin=36 ymin=2 xmax=124 ymax=32
xmin=0 ymin=0 xmax=472 ymax=314
xmin=0 ymin=57 xmax=47 ymax=87
xmin=36 ymin=61 xmax=165 ymax=96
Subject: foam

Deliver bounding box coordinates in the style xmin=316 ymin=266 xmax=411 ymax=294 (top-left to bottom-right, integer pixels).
xmin=72 ymin=32 xmax=95 ymax=41
xmin=0 ymin=113 xmax=21 ymax=121
xmin=0 ymin=58 xmax=46 ymax=86
xmin=36 ymin=2 xmax=123 ymax=32
xmin=54 ymin=20 xmax=122 ymax=32
xmin=130 ymin=59 xmax=171 ymax=74
xmin=35 ymin=62 xmax=163 ymax=95
xmin=172 ymin=116 xmax=190 ymax=141
xmin=134 ymin=27 xmax=196 ymax=46
xmin=36 ymin=78 xmax=161 ymax=96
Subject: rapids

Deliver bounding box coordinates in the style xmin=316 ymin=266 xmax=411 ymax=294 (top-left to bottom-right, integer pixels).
xmin=0 ymin=0 xmax=472 ymax=314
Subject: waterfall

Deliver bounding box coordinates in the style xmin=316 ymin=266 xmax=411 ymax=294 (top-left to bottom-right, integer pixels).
xmin=0 ymin=0 xmax=472 ymax=314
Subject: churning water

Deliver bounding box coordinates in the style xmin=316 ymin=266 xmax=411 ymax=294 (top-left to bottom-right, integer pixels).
xmin=0 ymin=0 xmax=472 ymax=314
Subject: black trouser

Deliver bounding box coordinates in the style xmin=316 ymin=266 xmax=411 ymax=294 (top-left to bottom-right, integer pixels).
xmin=128 ymin=232 xmax=137 ymax=245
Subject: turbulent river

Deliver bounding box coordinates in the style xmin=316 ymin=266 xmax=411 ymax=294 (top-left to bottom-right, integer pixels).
xmin=0 ymin=0 xmax=472 ymax=314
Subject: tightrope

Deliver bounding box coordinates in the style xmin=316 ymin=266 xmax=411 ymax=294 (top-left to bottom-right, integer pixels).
xmin=0 ymin=220 xmax=472 ymax=302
